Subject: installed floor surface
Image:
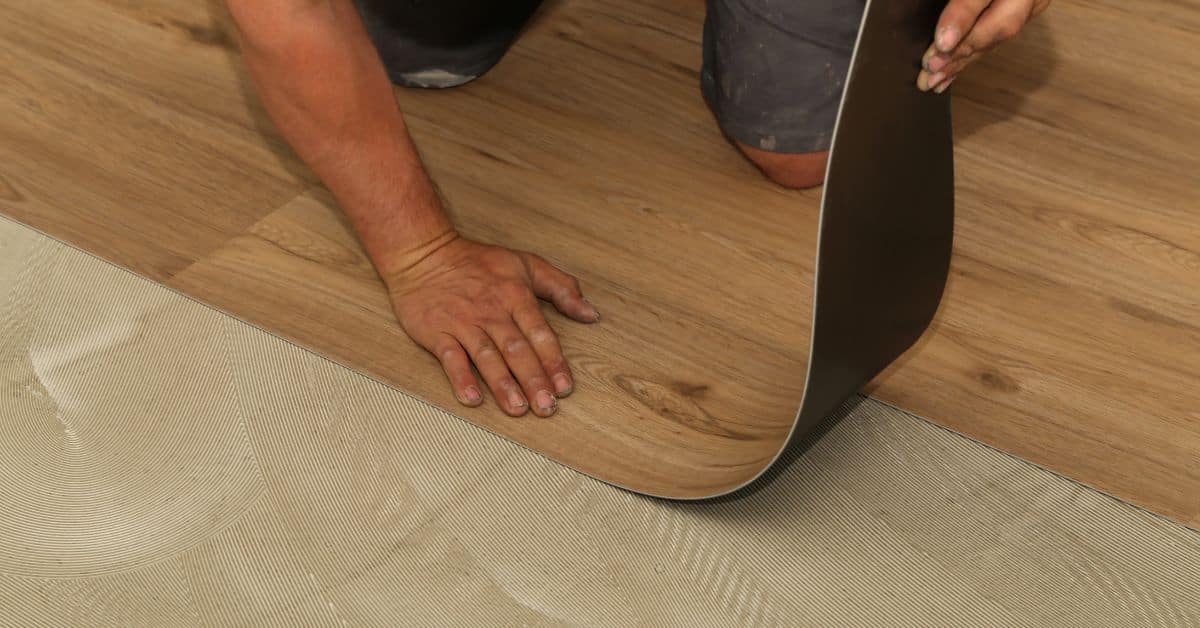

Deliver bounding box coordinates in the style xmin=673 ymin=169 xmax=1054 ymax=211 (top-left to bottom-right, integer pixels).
xmin=0 ymin=0 xmax=1197 ymax=516
xmin=1 ymin=0 xmax=821 ymax=498
xmin=3 ymin=217 xmax=1200 ymax=626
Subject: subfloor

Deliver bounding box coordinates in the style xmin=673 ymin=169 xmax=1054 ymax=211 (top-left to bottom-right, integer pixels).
xmin=3 ymin=217 xmax=1199 ymax=626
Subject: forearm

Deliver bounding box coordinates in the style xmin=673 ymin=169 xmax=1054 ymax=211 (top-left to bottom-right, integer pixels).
xmin=225 ymin=0 xmax=455 ymax=277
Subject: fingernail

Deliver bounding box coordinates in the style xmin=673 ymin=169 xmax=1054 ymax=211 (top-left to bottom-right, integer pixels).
xmin=927 ymin=55 xmax=947 ymax=73
xmin=934 ymin=77 xmax=956 ymax=94
xmin=936 ymin=26 xmax=960 ymax=52
xmin=508 ymin=389 xmax=527 ymax=410
xmin=536 ymin=390 xmax=557 ymax=414
xmin=583 ymin=299 xmax=600 ymax=321
xmin=553 ymin=373 xmax=573 ymax=396
xmin=463 ymin=385 xmax=482 ymax=404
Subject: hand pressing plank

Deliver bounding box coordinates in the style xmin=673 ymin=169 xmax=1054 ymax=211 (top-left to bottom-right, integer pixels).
xmin=225 ymin=0 xmax=597 ymax=417
xmin=385 ymin=235 xmax=600 ymax=418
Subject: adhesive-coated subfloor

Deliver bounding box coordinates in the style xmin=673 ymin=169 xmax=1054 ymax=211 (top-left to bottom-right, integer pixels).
xmin=3 ymin=217 xmax=1198 ymax=626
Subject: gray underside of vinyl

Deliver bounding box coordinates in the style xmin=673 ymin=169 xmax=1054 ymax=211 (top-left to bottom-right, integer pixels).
xmin=1 ymin=216 xmax=1198 ymax=627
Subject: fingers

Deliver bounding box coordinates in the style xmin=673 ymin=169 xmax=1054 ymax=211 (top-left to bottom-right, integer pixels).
xmin=511 ymin=300 xmax=574 ymax=398
xmin=918 ymin=65 xmax=949 ymax=92
xmin=934 ymin=0 xmax=992 ymax=53
xmin=419 ymin=311 xmax=564 ymax=416
xmin=525 ymin=255 xmax=600 ymax=323
xmin=458 ymin=325 xmax=531 ymax=417
xmin=429 ymin=333 xmax=484 ymax=407
xmin=484 ymin=320 xmax=559 ymax=417
xmin=919 ymin=0 xmax=1038 ymax=92
xmin=963 ymin=0 xmax=1033 ymax=49
xmin=921 ymin=48 xmax=981 ymax=91
xmin=934 ymin=49 xmax=983 ymax=82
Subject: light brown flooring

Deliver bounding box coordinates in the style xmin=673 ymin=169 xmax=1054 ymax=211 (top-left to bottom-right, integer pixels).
xmin=0 ymin=1 xmax=1197 ymax=517
xmin=1 ymin=0 xmax=817 ymax=498
xmin=867 ymin=0 xmax=1200 ymax=526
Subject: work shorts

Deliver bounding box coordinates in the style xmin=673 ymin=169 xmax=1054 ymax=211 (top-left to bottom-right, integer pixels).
xmin=356 ymin=0 xmax=865 ymax=153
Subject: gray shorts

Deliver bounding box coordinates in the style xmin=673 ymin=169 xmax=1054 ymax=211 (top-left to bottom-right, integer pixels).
xmin=356 ymin=0 xmax=865 ymax=154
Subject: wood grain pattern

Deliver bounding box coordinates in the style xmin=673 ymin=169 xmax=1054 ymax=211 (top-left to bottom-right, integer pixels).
xmin=0 ymin=0 xmax=1196 ymax=515
xmin=165 ymin=0 xmax=820 ymax=495
xmin=866 ymin=0 xmax=1200 ymax=526
xmin=170 ymin=187 xmax=806 ymax=496
xmin=0 ymin=0 xmax=314 ymax=281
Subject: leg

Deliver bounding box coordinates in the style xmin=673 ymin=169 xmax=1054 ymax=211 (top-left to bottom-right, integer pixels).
xmin=355 ymin=0 xmax=543 ymax=88
xmin=734 ymin=143 xmax=830 ymax=190
xmin=701 ymin=0 xmax=866 ymax=189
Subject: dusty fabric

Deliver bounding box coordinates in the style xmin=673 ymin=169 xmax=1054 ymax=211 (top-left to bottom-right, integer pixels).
xmin=1 ymin=216 xmax=1199 ymax=627
xmin=702 ymin=0 xmax=866 ymax=152
xmin=357 ymin=0 xmax=862 ymax=152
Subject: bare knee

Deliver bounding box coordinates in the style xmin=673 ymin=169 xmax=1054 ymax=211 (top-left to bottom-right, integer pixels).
xmin=736 ymin=141 xmax=829 ymax=190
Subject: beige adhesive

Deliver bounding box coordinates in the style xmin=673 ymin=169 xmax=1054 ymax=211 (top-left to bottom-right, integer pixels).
xmin=2 ymin=217 xmax=1199 ymax=626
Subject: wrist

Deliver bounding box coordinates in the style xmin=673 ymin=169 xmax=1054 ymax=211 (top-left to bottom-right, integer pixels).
xmin=342 ymin=166 xmax=459 ymax=288
xmin=373 ymin=226 xmax=460 ymax=290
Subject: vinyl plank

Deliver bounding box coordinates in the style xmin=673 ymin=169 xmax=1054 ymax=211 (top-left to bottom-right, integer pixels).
xmin=0 ymin=0 xmax=310 ymax=280
xmin=868 ymin=0 xmax=1200 ymax=523
xmin=169 ymin=189 xmax=803 ymax=496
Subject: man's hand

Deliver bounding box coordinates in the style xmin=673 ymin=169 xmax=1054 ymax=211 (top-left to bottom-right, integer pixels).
xmin=225 ymin=0 xmax=602 ymax=415
xmin=384 ymin=234 xmax=600 ymax=418
xmin=918 ymin=0 xmax=1051 ymax=93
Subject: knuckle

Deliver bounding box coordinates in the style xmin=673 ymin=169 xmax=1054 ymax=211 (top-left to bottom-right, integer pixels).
xmin=408 ymin=310 xmax=444 ymax=331
xmin=947 ymin=7 xmax=971 ymax=23
xmin=431 ymin=336 xmax=460 ymax=358
xmin=527 ymin=325 xmax=557 ymax=345
xmin=474 ymin=312 xmax=504 ymax=329
xmin=503 ymin=338 xmax=528 ymax=356
xmin=499 ymin=280 xmax=530 ymax=302
xmin=474 ymin=339 xmax=499 ymax=359
xmin=480 ymin=297 xmax=506 ymax=315
xmin=996 ymin=22 xmax=1021 ymax=41
xmin=449 ymin=301 xmax=478 ymax=320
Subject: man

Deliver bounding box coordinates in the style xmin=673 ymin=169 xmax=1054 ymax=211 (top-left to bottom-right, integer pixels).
xmin=224 ymin=0 xmax=1049 ymax=418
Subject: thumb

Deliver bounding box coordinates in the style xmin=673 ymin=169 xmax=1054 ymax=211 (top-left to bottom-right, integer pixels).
xmin=936 ymin=0 xmax=991 ymax=52
xmin=524 ymin=254 xmax=600 ymax=323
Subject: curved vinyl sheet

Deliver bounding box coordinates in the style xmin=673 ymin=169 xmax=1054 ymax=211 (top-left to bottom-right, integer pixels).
xmin=626 ymin=0 xmax=955 ymax=499
xmin=0 ymin=0 xmax=951 ymax=501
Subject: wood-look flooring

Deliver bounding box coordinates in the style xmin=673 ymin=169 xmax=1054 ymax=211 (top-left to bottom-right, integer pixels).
xmin=0 ymin=0 xmax=1196 ymax=517
xmin=1 ymin=0 xmax=817 ymax=498
xmin=868 ymin=0 xmax=1200 ymax=526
